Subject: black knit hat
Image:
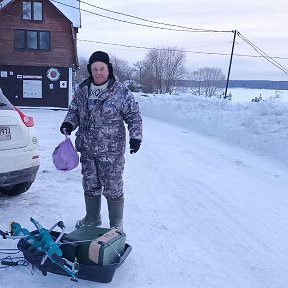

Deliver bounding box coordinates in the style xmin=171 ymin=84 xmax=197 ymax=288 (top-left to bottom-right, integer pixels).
xmin=88 ymin=51 xmax=110 ymax=65
xmin=87 ymin=51 xmax=114 ymax=79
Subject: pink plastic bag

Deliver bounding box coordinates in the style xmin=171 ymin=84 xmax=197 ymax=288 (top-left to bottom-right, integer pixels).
xmin=52 ymin=137 xmax=79 ymax=171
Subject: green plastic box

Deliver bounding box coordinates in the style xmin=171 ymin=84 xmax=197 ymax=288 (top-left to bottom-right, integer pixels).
xmin=61 ymin=226 xmax=126 ymax=266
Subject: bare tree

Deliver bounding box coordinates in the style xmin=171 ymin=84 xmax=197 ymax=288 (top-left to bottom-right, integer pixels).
xmin=134 ymin=61 xmax=145 ymax=85
xmin=163 ymin=48 xmax=186 ymax=94
xmin=141 ymin=61 xmax=156 ymax=93
xmin=110 ymin=56 xmax=132 ymax=82
xmin=143 ymin=47 xmax=186 ymax=94
xmin=74 ymin=57 xmax=89 ymax=86
xmin=190 ymin=67 xmax=225 ymax=97
xmin=145 ymin=48 xmax=165 ymax=93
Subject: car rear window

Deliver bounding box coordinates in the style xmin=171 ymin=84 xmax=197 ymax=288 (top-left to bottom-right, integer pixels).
xmin=0 ymin=89 xmax=15 ymax=110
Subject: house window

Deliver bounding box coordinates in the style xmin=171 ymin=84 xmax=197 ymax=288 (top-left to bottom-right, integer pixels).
xmin=14 ymin=30 xmax=25 ymax=49
xmin=14 ymin=30 xmax=50 ymax=50
xmin=39 ymin=31 xmax=50 ymax=50
xmin=22 ymin=1 xmax=43 ymax=21
xmin=27 ymin=31 xmax=37 ymax=49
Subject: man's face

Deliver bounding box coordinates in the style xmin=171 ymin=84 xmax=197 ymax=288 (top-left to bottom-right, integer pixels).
xmin=91 ymin=62 xmax=109 ymax=85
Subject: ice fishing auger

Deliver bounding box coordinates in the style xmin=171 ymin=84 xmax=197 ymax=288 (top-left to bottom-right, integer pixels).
xmin=0 ymin=217 xmax=79 ymax=281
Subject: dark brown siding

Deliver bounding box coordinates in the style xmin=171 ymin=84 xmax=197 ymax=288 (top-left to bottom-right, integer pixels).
xmin=0 ymin=0 xmax=77 ymax=68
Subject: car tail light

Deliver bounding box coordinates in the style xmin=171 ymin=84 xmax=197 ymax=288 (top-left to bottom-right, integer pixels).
xmin=14 ymin=107 xmax=34 ymax=127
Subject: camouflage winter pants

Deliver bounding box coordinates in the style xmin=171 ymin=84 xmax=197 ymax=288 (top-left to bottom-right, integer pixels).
xmin=80 ymin=152 xmax=125 ymax=200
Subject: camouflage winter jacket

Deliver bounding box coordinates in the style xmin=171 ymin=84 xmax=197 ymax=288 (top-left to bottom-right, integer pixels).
xmin=64 ymin=77 xmax=143 ymax=155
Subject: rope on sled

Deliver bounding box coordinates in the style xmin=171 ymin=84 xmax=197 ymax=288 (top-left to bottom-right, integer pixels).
xmin=0 ymin=248 xmax=29 ymax=268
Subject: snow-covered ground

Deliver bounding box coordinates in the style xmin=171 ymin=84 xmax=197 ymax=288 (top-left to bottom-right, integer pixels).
xmin=136 ymin=91 xmax=288 ymax=166
xmin=1 ymin=90 xmax=288 ymax=287
xmin=226 ymin=88 xmax=288 ymax=103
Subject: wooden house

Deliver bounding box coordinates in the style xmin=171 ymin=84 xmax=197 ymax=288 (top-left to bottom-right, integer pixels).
xmin=0 ymin=0 xmax=81 ymax=108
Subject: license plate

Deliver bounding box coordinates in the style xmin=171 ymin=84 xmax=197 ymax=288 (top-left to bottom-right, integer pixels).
xmin=0 ymin=126 xmax=11 ymax=141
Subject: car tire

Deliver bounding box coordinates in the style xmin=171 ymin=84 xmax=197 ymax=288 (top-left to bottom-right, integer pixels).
xmin=0 ymin=182 xmax=33 ymax=196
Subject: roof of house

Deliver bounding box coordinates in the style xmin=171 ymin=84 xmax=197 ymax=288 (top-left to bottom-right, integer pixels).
xmin=0 ymin=0 xmax=81 ymax=27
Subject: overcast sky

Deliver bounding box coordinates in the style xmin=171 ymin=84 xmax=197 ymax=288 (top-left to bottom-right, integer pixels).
xmin=74 ymin=0 xmax=288 ymax=81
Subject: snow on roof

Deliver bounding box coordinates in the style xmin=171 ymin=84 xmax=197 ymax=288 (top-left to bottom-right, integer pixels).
xmin=0 ymin=0 xmax=81 ymax=28
xmin=0 ymin=0 xmax=12 ymax=7
xmin=50 ymin=0 xmax=81 ymax=28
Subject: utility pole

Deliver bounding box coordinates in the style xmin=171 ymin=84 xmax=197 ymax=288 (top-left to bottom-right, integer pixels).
xmin=224 ymin=30 xmax=237 ymax=98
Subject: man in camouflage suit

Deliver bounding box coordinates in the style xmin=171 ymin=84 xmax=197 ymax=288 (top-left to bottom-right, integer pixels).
xmin=60 ymin=51 xmax=143 ymax=231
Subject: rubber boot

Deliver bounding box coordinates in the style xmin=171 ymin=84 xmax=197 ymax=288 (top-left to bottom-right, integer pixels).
xmin=107 ymin=198 xmax=124 ymax=231
xmin=75 ymin=195 xmax=102 ymax=228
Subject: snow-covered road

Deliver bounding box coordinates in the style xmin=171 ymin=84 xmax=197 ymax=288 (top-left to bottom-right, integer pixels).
xmin=1 ymin=110 xmax=288 ymax=288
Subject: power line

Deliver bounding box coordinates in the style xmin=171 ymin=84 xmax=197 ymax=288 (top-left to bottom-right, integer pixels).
xmin=51 ymin=0 xmax=233 ymax=33
xmin=77 ymin=39 xmax=288 ymax=60
xmin=50 ymin=0 xmax=288 ymax=75
xmin=78 ymin=0 xmax=232 ymax=33
xmin=78 ymin=39 xmax=232 ymax=55
xmin=53 ymin=1 xmax=288 ymax=59
xmin=237 ymin=32 xmax=288 ymax=75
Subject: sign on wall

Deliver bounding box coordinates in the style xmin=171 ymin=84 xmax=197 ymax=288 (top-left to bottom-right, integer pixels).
xmin=46 ymin=67 xmax=61 ymax=81
xmin=0 ymin=71 xmax=8 ymax=78
xmin=60 ymin=81 xmax=67 ymax=88
xmin=23 ymin=80 xmax=42 ymax=98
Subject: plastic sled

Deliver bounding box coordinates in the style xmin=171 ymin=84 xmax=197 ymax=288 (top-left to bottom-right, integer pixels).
xmin=17 ymin=227 xmax=132 ymax=283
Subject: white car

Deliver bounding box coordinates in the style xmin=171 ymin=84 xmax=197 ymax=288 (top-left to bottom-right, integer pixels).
xmin=0 ymin=89 xmax=40 ymax=196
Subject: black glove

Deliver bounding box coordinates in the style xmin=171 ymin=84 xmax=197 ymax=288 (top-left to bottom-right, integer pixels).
xmin=60 ymin=122 xmax=73 ymax=135
xmin=129 ymin=139 xmax=141 ymax=154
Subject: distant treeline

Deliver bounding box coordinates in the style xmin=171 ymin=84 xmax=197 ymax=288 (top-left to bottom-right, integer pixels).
xmin=228 ymin=80 xmax=288 ymax=90
xmin=177 ymin=80 xmax=288 ymax=90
